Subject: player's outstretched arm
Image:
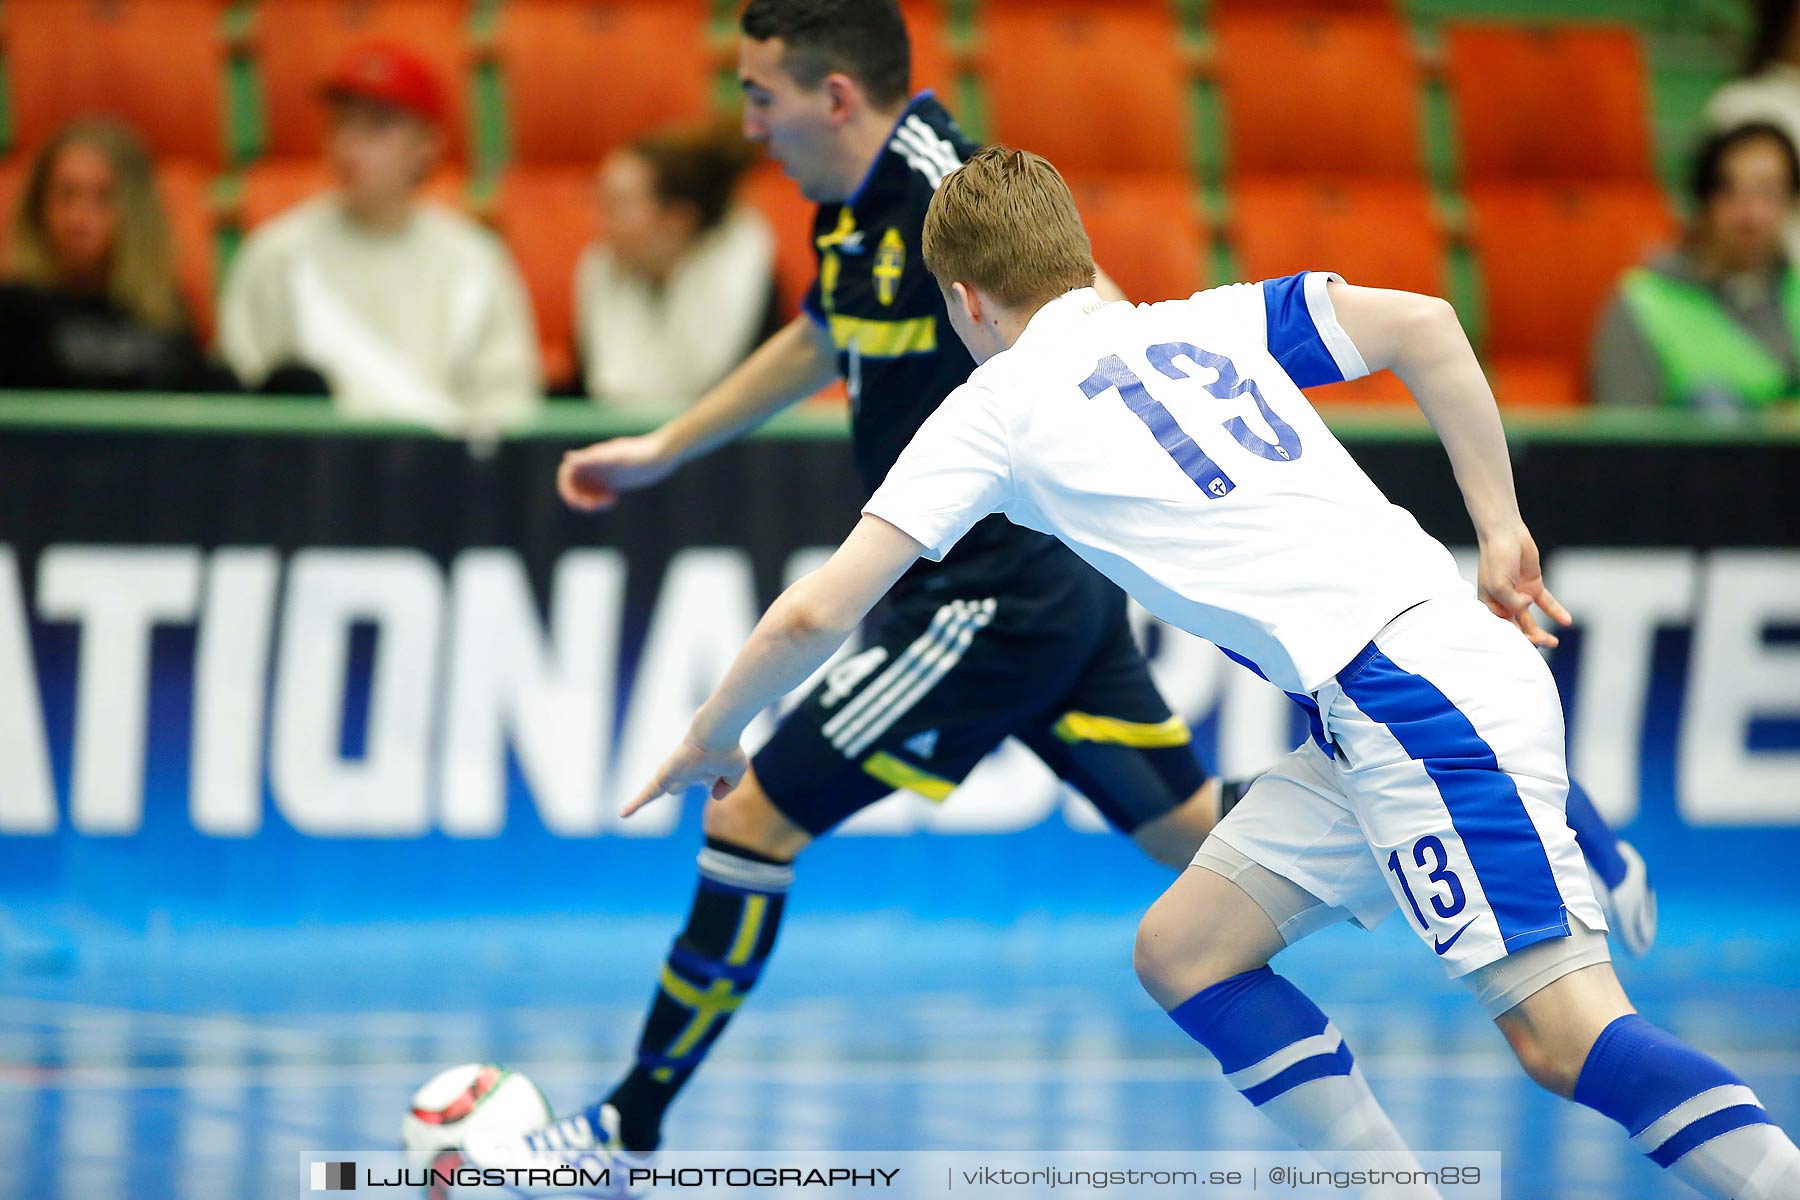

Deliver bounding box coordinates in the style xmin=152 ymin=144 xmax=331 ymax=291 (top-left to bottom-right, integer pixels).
xmin=1326 ymin=280 xmax=1571 ymax=648
xmin=558 ymin=314 xmax=840 ymax=511
xmin=622 ymin=515 xmax=925 ymax=817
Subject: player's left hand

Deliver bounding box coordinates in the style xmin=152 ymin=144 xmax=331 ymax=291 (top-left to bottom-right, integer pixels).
xmin=1476 ymin=525 xmax=1571 ymax=648
xmin=621 ymin=736 xmax=748 ymax=818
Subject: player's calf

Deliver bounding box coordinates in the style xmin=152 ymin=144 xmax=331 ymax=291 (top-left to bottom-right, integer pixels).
xmin=700 ymin=768 xmax=814 ymax=861
xmin=1500 ymin=964 xmax=1800 ymax=1198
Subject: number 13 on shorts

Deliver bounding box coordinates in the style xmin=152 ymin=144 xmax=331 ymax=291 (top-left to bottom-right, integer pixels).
xmin=1386 ymin=834 xmax=1478 ymax=957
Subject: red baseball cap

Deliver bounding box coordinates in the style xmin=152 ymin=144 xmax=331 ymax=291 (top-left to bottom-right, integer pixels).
xmin=322 ymin=42 xmax=446 ymax=125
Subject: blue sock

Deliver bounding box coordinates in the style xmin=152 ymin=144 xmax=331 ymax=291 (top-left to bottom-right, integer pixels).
xmin=1576 ymin=1014 xmax=1797 ymax=1197
xmin=1169 ymin=967 xmax=1413 ymax=1156
xmin=1565 ymin=777 xmax=1629 ymax=889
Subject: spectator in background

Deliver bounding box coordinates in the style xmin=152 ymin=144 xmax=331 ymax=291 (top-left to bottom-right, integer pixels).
xmin=576 ymin=123 xmax=775 ymax=412
xmin=1591 ymin=122 xmax=1800 ymax=412
xmin=0 ymin=119 xmax=214 ymax=391
xmin=1708 ymin=0 xmax=1800 ymax=259
xmin=220 ymin=42 xmax=541 ymax=432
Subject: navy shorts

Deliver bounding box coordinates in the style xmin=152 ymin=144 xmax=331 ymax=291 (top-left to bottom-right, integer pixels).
xmin=752 ymin=551 xmax=1209 ymax=837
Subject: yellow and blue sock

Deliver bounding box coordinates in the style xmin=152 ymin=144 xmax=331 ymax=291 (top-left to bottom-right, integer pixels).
xmin=605 ymin=837 xmax=792 ymax=1152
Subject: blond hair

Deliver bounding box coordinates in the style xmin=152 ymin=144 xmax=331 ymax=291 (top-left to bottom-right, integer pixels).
xmin=922 ymin=146 xmax=1095 ymax=310
xmin=9 ymin=119 xmax=186 ymax=331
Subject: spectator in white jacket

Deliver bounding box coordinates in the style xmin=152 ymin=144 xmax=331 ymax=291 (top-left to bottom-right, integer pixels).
xmin=577 ymin=123 xmax=775 ymax=413
xmin=220 ymin=42 xmax=541 ymax=433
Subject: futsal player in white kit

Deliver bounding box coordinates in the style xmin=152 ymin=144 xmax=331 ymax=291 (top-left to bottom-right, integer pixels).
xmin=625 ymin=148 xmax=1800 ymax=1197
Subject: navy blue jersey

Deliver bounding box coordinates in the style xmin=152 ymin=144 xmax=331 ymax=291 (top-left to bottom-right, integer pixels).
xmin=802 ymin=93 xmax=1052 ymax=583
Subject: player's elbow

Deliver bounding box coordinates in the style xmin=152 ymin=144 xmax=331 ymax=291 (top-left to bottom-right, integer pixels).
xmin=774 ymin=583 xmax=856 ymax=643
xmin=1393 ymin=294 xmax=1466 ymax=370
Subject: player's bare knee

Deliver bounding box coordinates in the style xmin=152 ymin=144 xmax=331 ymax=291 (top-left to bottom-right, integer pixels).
xmin=700 ymin=770 xmax=811 ymax=862
xmin=1134 ymin=884 xmax=1234 ymax=1006
xmin=1132 ymin=897 xmax=1195 ymax=1003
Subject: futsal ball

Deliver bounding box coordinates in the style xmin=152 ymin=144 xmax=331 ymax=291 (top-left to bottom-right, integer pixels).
xmin=401 ymin=1063 xmax=552 ymax=1152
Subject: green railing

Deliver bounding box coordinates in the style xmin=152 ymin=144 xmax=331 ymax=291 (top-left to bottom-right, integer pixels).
xmin=2 ymin=391 xmax=1797 ymax=445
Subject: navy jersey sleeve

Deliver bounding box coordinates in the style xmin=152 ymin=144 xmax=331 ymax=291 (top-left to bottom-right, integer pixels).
xmin=801 ymin=277 xmax=828 ymax=328
xmin=1260 ymin=272 xmax=1370 ymax=388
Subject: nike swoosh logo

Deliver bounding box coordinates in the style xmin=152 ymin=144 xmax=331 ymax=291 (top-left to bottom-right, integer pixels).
xmin=1434 ymin=918 xmax=1478 ymax=956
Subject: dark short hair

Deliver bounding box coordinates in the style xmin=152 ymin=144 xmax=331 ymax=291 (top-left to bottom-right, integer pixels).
xmin=1746 ymin=0 xmax=1799 ymax=74
xmin=740 ymin=0 xmax=912 ymax=110
xmin=629 ymin=121 xmax=759 ymax=232
xmin=1690 ymin=121 xmax=1800 ymax=205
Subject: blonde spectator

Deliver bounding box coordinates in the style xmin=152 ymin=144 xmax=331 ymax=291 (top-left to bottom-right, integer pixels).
xmin=0 ymin=119 xmax=213 ymax=391
xmin=220 ymin=42 xmax=541 ymax=432
xmin=577 ymin=123 xmax=775 ymax=412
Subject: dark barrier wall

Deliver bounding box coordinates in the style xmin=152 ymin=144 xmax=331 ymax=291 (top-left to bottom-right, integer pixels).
xmin=1 ymin=398 xmax=1798 ymax=928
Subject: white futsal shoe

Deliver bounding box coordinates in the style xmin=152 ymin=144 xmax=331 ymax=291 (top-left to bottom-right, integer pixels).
xmin=1593 ymin=840 xmax=1658 ymax=958
xmin=452 ymin=1102 xmax=654 ymax=1198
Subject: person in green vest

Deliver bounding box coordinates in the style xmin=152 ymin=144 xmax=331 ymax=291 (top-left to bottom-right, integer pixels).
xmin=1590 ymin=121 xmax=1800 ymax=411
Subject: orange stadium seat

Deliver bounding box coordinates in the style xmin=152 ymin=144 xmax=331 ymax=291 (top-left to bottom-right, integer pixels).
xmin=156 ymin=162 xmax=218 ymax=342
xmin=1214 ymin=13 xmax=1421 ymax=179
xmin=237 ymin=160 xmax=467 ymax=231
xmin=1445 ymin=23 xmax=1655 ymax=183
xmin=979 ymin=1 xmax=1189 ymax=174
xmin=1 ymin=0 xmax=228 ymax=165
xmin=901 ymin=0 xmax=956 ymax=101
xmin=1468 ymin=183 xmax=1675 ymax=407
xmin=0 ymin=158 xmax=27 ymax=271
xmin=493 ymin=0 xmax=710 ymax=166
xmin=1068 ymin=174 xmax=1207 ymax=304
xmin=1213 ymin=0 xmax=1393 ymax=10
xmin=253 ymin=1 xmax=471 ymax=162
xmin=1234 ymin=176 xmax=1443 ymax=406
xmin=741 ymin=163 xmax=817 ymax=323
xmin=1233 ymin=178 xmax=1445 ymax=297
xmin=493 ymin=167 xmax=603 ymax=387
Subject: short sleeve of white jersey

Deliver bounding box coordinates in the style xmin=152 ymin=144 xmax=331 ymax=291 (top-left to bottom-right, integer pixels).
xmin=862 ymin=382 xmax=1013 ymax=561
xmin=1184 ymin=271 xmax=1370 ymax=388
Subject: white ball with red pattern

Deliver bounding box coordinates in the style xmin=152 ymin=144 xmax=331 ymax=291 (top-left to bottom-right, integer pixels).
xmin=400 ymin=1063 xmax=553 ymax=1152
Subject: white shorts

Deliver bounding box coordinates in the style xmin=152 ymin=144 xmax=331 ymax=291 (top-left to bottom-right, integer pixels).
xmin=1205 ymin=596 xmax=1609 ymax=979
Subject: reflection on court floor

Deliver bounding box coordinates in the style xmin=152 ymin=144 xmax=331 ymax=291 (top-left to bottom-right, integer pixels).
xmin=1 ymin=899 xmax=1795 ymax=1200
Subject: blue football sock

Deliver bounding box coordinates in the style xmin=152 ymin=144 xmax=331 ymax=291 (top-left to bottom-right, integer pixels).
xmin=1169 ymin=968 xmax=1416 ymax=1159
xmin=1565 ymin=777 xmax=1629 ymax=890
xmin=1575 ymin=1014 xmax=1799 ymax=1198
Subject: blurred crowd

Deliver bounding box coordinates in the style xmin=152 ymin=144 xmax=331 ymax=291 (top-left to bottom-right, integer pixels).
xmin=6 ymin=4 xmax=1800 ymax=424
xmin=0 ymin=40 xmax=775 ymax=432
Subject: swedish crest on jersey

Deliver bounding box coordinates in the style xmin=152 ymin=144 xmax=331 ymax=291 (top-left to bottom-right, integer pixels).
xmin=875 ymin=227 xmax=906 ymax=307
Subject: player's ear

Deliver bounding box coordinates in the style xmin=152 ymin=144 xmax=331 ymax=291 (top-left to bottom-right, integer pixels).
xmin=951 ymin=281 xmax=981 ymax=326
xmin=821 ymin=72 xmax=860 ymax=124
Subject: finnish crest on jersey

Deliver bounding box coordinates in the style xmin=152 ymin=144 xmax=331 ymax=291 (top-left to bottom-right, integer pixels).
xmin=875 ymin=227 xmax=906 ymax=307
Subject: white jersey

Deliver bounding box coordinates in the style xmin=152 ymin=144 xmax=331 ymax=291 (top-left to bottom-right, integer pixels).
xmin=862 ymin=273 xmax=1470 ymax=696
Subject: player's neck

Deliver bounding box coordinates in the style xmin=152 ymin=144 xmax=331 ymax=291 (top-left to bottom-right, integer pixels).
xmin=836 ymin=103 xmax=909 ymax=200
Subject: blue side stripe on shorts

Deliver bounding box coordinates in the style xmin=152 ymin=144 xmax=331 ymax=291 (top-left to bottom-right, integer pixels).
xmin=1218 ymin=646 xmax=1329 ymax=753
xmin=1337 ymin=644 xmax=1569 ymax=952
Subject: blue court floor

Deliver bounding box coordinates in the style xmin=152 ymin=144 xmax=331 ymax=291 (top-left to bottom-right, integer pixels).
xmin=1 ymin=894 xmax=1796 ymax=1200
